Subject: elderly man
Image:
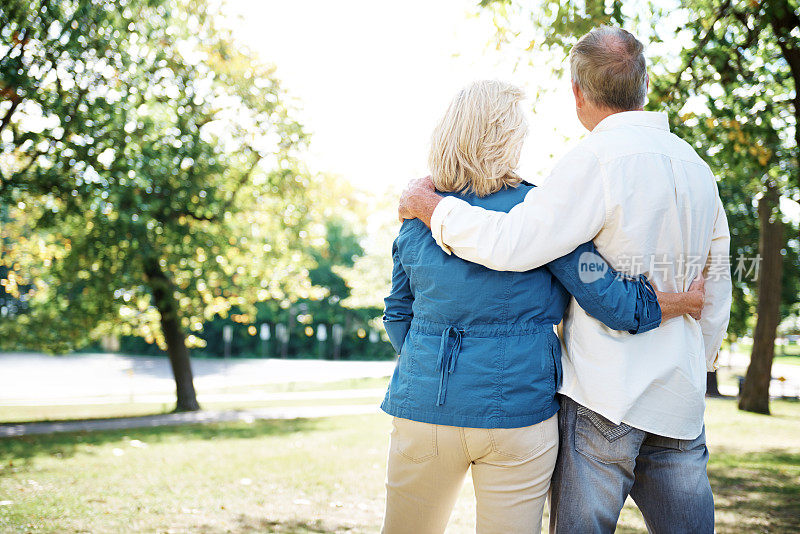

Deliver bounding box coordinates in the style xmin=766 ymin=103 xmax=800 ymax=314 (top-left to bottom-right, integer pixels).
xmin=398 ymin=27 xmax=732 ymax=534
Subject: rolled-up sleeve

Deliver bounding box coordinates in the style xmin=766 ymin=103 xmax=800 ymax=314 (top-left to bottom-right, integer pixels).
xmin=546 ymin=241 xmax=662 ymax=334
xmin=700 ymin=192 xmax=732 ymax=371
xmin=429 ymin=148 xmax=608 ymax=271
xmin=383 ymin=238 xmax=414 ymax=354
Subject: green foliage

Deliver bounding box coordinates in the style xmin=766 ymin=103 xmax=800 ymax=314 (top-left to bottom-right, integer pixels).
xmin=178 ymin=216 xmax=393 ymax=360
xmin=307 ymin=219 xmax=364 ymax=307
xmin=644 ymin=0 xmax=800 ymax=335
xmin=196 ymin=176 xmax=396 ymax=360
xmin=0 ymin=0 xmax=314 ymax=352
xmin=479 ymin=0 xmax=800 ymax=338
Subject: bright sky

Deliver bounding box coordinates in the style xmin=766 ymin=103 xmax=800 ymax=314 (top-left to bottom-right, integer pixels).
xmin=223 ymin=0 xmax=584 ymax=194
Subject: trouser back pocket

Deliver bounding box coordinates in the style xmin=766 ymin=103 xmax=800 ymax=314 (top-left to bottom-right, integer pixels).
xmin=574 ymin=405 xmax=642 ymax=464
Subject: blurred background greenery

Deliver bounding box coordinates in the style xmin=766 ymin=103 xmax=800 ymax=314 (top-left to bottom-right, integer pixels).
xmin=1 ymin=1 xmax=800 ymax=533
xmin=0 ymin=0 xmax=798 ymax=416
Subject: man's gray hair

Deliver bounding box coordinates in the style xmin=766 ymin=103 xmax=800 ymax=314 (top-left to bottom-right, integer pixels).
xmin=569 ymin=26 xmax=647 ymax=111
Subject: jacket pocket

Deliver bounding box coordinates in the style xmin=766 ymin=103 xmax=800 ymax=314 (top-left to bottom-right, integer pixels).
xmin=392 ymin=417 xmax=438 ymax=463
xmin=574 ymin=405 xmax=640 ymax=464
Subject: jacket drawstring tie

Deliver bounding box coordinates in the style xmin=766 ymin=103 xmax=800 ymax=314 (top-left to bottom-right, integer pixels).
xmin=436 ymin=326 xmax=463 ymax=406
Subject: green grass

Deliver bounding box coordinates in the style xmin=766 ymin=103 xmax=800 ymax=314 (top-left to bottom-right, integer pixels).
xmin=729 ymin=340 xmax=800 ymax=364
xmin=678 ymin=399 xmax=800 ymax=534
xmin=775 ymin=352 xmax=800 ymax=365
xmin=0 ymin=376 xmax=388 ymax=424
xmin=0 ymin=398 xmax=798 ymax=533
xmin=779 ymin=343 xmax=800 ymax=356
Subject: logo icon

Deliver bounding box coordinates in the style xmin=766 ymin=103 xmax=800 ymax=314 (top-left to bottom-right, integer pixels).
xmin=578 ymin=251 xmax=607 ymax=283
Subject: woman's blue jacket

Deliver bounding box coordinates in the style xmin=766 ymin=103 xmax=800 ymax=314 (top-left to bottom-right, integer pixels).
xmin=381 ymin=183 xmax=661 ymax=429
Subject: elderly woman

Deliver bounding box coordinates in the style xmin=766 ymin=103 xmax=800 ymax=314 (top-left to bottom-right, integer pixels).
xmin=379 ymin=80 xmax=702 ymax=533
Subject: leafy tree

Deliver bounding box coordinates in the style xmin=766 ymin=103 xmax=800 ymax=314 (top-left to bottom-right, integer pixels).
xmin=479 ymin=0 xmax=800 ymax=413
xmin=188 ymin=177 xmax=396 ymax=361
xmin=0 ymin=0 xmax=313 ymax=410
xmin=260 ymin=176 xmax=395 ymax=360
xmin=307 ymin=220 xmax=364 ymax=315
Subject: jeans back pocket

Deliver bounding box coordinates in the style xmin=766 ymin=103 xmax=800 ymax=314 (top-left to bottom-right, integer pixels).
xmin=574 ymin=405 xmax=641 ymax=464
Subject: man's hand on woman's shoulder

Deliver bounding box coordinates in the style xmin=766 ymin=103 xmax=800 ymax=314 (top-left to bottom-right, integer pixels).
xmin=398 ymin=175 xmax=441 ymax=227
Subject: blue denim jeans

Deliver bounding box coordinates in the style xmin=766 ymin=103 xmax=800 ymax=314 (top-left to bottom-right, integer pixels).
xmin=550 ymin=395 xmax=714 ymax=534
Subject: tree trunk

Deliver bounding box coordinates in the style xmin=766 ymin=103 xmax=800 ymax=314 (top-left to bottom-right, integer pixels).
xmin=144 ymin=259 xmax=200 ymax=412
xmin=706 ymin=371 xmax=722 ymax=397
xmin=739 ymin=183 xmax=784 ymax=414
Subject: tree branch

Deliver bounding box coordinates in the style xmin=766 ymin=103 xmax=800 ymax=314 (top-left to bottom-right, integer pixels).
xmin=664 ymin=0 xmax=732 ymax=98
xmin=0 ymin=96 xmax=20 ymax=137
xmin=767 ymin=0 xmax=800 ymax=189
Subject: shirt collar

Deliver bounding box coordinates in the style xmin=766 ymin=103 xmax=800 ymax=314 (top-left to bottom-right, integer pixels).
xmin=593 ymin=111 xmax=670 ymax=134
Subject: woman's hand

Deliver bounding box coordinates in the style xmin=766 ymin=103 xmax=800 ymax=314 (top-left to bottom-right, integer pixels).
xmin=654 ymin=273 xmax=706 ymax=322
xmin=686 ymin=273 xmax=705 ymax=320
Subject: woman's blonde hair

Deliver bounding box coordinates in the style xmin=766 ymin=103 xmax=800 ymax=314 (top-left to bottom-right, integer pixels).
xmin=428 ymin=80 xmax=527 ymax=197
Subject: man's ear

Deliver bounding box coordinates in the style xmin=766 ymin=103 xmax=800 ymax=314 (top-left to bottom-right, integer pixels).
xmin=572 ymin=81 xmax=584 ymax=109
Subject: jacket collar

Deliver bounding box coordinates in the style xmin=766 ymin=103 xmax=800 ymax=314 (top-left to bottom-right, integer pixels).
xmin=593 ymin=111 xmax=670 ymax=134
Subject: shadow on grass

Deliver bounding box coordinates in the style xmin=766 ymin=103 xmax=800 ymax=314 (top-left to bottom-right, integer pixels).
xmin=710 ymin=448 xmax=800 ymax=533
xmin=1 ymin=408 xmax=184 ymax=427
xmin=0 ymin=417 xmax=323 ymax=467
xmin=202 ymin=517 xmax=355 ymax=533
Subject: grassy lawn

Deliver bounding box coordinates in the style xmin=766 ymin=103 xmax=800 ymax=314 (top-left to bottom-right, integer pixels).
xmin=1 ymin=398 xmax=798 ymax=533
xmin=775 ymin=353 xmax=800 ymax=366
xmin=0 ymin=377 xmax=388 ymax=424
xmin=778 ymin=343 xmax=800 ymax=356
xmin=730 ymin=340 xmax=800 ymax=365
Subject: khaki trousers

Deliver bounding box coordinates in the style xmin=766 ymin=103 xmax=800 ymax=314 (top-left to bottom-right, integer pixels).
xmin=382 ymin=414 xmax=559 ymax=534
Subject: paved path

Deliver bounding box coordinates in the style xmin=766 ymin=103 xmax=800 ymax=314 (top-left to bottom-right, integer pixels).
xmin=717 ymin=349 xmax=800 ymax=397
xmin=2 ymin=351 xmax=797 ymax=437
xmin=0 ymin=387 xmax=389 ymax=407
xmin=0 ymin=352 xmax=395 ymax=405
xmin=0 ymin=403 xmax=382 ymax=438
xmin=0 ymin=353 xmax=392 ymax=437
